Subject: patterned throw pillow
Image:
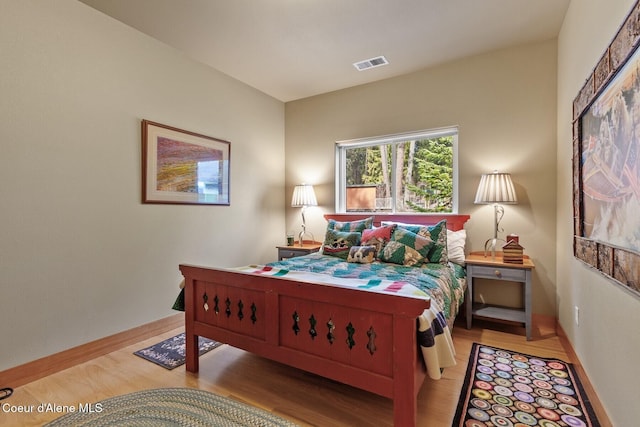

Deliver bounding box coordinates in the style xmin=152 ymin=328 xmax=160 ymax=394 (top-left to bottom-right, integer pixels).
xmin=361 ymin=224 xmax=397 ymax=257
xmin=327 ymin=217 xmax=373 ymax=232
xmin=379 ymin=228 xmax=434 ymax=266
xmin=346 ymin=245 xmax=377 ymax=263
xmin=322 ymin=229 xmax=361 ymax=259
xmin=383 ymin=220 xmax=449 ymax=264
xmin=424 ymin=220 xmax=448 ymax=264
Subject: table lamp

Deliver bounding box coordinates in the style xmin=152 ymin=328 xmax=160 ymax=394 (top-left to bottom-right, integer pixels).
xmin=291 ymin=184 xmax=317 ymax=246
xmin=474 ymin=171 xmax=518 ymax=258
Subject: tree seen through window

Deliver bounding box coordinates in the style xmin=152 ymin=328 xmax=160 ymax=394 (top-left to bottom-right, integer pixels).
xmin=339 ymin=132 xmax=455 ymax=213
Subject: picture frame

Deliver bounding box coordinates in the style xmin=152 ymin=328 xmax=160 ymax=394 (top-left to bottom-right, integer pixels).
xmin=572 ymin=0 xmax=640 ymax=297
xmin=142 ymin=120 xmax=230 ymax=205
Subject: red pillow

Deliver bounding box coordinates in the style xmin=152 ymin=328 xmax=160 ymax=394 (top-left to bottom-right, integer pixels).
xmin=361 ymin=224 xmax=397 ymax=256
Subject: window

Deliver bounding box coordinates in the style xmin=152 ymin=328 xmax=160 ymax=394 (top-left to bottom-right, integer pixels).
xmin=335 ymin=127 xmax=458 ymax=213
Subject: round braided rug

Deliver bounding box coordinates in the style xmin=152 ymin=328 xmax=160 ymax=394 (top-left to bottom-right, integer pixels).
xmin=44 ymin=387 xmax=299 ymax=426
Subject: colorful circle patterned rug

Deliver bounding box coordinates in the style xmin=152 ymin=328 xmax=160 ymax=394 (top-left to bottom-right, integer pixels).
xmin=452 ymin=343 xmax=600 ymax=427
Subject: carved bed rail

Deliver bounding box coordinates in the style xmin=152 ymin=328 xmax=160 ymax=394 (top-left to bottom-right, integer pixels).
xmin=180 ymin=264 xmax=430 ymax=426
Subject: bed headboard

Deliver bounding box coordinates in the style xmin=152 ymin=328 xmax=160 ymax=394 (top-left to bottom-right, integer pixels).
xmin=323 ymin=213 xmax=470 ymax=231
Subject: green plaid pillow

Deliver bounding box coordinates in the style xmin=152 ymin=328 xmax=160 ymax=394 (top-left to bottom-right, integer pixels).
xmin=424 ymin=220 xmax=448 ymax=264
xmin=383 ymin=220 xmax=448 ymax=264
xmin=379 ymin=228 xmax=434 ymax=266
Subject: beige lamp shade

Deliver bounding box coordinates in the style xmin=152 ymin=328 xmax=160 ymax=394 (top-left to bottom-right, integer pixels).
xmin=291 ymin=184 xmax=318 ymax=207
xmin=474 ymin=172 xmax=518 ymax=204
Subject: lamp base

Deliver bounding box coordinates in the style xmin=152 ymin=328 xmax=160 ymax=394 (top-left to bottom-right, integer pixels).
xmin=483 ymin=237 xmax=506 ymax=259
xmin=298 ymin=230 xmax=315 ymax=246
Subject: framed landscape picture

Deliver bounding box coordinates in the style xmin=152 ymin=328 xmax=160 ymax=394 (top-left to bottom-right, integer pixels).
xmin=142 ymin=120 xmax=230 ymax=205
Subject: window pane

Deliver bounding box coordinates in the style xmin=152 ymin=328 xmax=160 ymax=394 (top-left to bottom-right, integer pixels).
xmin=405 ymin=137 xmax=453 ymax=212
xmin=340 ymin=131 xmax=455 ymax=213
xmin=345 ymin=145 xmax=392 ymax=211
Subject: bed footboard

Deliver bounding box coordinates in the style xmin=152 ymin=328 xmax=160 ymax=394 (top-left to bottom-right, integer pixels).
xmin=180 ymin=264 xmax=430 ymax=426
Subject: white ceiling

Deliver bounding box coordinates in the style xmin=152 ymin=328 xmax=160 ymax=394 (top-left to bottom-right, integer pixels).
xmin=79 ymin=0 xmax=570 ymax=102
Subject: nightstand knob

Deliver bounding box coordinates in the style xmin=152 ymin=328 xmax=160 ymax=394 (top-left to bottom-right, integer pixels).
xmin=494 ymin=269 xmax=502 ymax=277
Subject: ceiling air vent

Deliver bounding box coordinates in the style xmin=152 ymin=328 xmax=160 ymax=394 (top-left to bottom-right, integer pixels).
xmin=353 ymin=55 xmax=389 ymax=71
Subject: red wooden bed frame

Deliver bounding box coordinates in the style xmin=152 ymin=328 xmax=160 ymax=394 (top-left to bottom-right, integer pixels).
xmin=180 ymin=213 xmax=469 ymax=426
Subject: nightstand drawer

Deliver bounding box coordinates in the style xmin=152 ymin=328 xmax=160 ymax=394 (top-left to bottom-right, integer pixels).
xmin=279 ymin=249 xmax=308 ymax=259
xmin=470 ymin=265 xmax=527 ymax=281
xmin=276 ymin=243 xmax=322 ymax=261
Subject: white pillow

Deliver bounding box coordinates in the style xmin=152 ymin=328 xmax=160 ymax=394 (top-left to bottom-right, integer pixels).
xmin=446 ymin=229 xmax=467 ymax=266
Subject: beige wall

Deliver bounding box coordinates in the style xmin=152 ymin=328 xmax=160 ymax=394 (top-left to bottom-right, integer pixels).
xmin=558 ymin=0 xmax=640 ymax=424
xmin=0 ymin=0 xmax=285 ymax=371
xmin=285 ymin=41 xmax=558 ymax=316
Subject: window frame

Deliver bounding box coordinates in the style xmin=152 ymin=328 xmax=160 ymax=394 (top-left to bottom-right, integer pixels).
xmin=335 ymin=126 xmax=459 ymax=213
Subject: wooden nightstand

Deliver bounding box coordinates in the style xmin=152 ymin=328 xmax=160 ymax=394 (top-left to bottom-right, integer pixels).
xmin=465 ymin=251 xmax=535 ymax=340
xmin=276 ymin=241 xmax=322 ymax=260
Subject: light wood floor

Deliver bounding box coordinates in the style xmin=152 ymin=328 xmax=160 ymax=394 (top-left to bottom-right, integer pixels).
xmin=3 ymin=319 xmax=611 ymax=426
